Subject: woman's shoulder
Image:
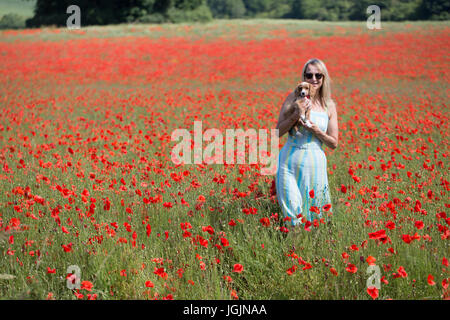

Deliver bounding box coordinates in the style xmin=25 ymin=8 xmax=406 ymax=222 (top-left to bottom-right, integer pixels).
xmin=327 ymin=99 xmax=336 ymax=109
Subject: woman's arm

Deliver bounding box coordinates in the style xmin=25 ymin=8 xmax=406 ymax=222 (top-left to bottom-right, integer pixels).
xmin=301 ymin=100 xmax=339 ymax=150
xmin=275 ymin=92 xmax=301 ymax=138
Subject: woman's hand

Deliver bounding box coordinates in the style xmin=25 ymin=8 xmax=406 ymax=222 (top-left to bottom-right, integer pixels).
xmin=298 ymin=117 xmax=320 ymax=135
xmin=299 ymin=110 xmax=321 ymax=135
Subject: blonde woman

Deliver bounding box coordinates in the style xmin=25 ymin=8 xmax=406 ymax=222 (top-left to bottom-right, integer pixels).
xmin=275 ymin=58 xmax=339 ymax=228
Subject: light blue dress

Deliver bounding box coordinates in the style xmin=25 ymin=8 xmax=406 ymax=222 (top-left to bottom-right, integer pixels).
xmin=275 ymin=104 xmax=333 ymax=226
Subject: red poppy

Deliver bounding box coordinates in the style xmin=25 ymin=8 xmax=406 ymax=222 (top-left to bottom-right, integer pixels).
xmin=233 ymin=264 xmax=243 ymax=273
xmin=154 ymin=267 xmax=168 ymax=279
xmin=366 ymin=256 xmax=376 ymax=266
xmin=385 ymin=221 xmax=396 ymax=230
xmin=180 ymin=222 xmax=192 ymax=230
xmin=304 ymin=220 xmax=312 ymax=231
xmin=345 ymin=263 xmax=357 ymax=274
xmin=220 ymin=237 xmax=229 ymax=247
xmin=81 ymin=281 xmax=93 ymax=291
xmin=427 ymin=274 xmax=436 ymax=286
xmin=402 ymin=234 xmax=412 ymax=244
xmin=367 ymin=286 xmax=379 ymax=300
xmin=414 ymin=221 xmax=424 ymax=230
xmin=9 ymin=218 xmax=20 ymax=228
xmin=442 ymin=279 xmax=449 ymax=290
xmin=330 ymin=267 xmax=338 ymax=276
xmin=163 ymin=202 xmax=173 ymax=208
xmin=61 ymin=243 xmax=73 ymax=253
xmin=309 ymin=206 xmax=320 ymax=214
xmin=393 ymin=266 xmax=408 ymax=278
xmin=202 ymin=225 xmax=214 ymax=234
xmin=260 ymin=217 xmax=270 ymax=227
xmin=47 ymin=267 xmax=56 ymax=274
xmin=369 ymin=229 xmax=386 ymax=240
xmin=302 ymin=263 xmax=312 ymax=270
xmin=286 ymin=265 xmax=298 ymax=275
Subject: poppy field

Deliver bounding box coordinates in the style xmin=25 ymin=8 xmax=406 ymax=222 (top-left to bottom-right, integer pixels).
xmin=0 ymin=20 xmax=449 ymax=300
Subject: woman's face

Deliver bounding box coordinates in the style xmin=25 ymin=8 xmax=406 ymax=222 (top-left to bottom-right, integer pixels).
xmin=304 ymin=64 xmax=323 ymax=92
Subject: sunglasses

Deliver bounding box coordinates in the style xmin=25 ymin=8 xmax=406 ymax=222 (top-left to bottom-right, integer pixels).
xmin=305 ymin=72 xmax=323 ymax=80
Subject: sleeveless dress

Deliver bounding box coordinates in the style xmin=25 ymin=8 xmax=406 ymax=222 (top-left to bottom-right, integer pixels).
xmin=275 ymin=102 xmax=333 ymax=226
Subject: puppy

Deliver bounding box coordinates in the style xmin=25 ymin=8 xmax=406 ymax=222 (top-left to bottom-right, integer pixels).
xmin=286 ymin=82 xmax=315 ymax=135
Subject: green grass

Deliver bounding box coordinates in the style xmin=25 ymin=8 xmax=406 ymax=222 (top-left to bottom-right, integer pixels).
xmin=1 ymin=18 xmax=449 ymax=42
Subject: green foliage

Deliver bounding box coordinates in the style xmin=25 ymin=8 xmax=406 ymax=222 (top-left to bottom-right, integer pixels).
xmin=0 ymin=13 xmax=26 ymax=29
xmin=136 ymin=12 xmax=167 ymax=23
xmin=242 ymin=0 xmax=273 ymax=15
xmin=166 ymin=3 xmax=213 ymax=22
xmin=172 ymin=0 xmax=204 ymax=10
xmin=207 ymin=0 xmax=246 ymax=19
xmin=26 ymin=0 xmax=211 ymax=27
xmin=287 ymin=0 xmax=447 ymax=21
xmin=416 ymin=0 xmax=450 ymax=20
xmin=18 ymin=0 xmax=450 ymax=28
xmin=380 ymin=0 xmax=423 ymax=21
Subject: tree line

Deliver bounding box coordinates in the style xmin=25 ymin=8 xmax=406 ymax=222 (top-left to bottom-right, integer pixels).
xmin=24 ymin=0 xmax=450 ymax=27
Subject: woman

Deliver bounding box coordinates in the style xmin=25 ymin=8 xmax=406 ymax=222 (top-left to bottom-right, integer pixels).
xmin=275 ymin=58 xmax=339 ymax=228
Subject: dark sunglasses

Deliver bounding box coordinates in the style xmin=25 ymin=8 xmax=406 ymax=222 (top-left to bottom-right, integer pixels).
xmin=305 ymin=72 xmax=323 ymax=80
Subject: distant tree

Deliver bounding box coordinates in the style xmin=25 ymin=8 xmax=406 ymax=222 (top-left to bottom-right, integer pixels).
xmin=347 ymin=0 xmax=390 ymax=20
xmin=207 ymin=0 xmax=246 ymax=18
xmin=166 ymin=1 xmax=213 ymax=22
xmin=0 ymin=13 xmax=26 ymax=29
xmin=416 ymin=0 xmax=450 ymax=20
xmin=26 ymin=0 xmax=210 ymax=27
xmin=24 ymin=0 xmax=450 ymax=26
xmin=290 ymin=0 xmax=321 ymax=19
xmin=242 ymin=0 xmax=274 ymax=16
xmin=172 ymin=0 xmax=204 ymax=10
xmin=385 ymin=0 xmax=422 ymax=21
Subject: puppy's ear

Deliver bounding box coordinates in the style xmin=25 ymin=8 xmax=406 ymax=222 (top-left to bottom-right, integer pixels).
xmin=294 ymin=83 xmax=302 ymax=97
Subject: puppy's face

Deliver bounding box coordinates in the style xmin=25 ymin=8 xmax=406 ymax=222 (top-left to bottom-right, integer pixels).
xmin=294 ymin=82 xmax=315 ymax=99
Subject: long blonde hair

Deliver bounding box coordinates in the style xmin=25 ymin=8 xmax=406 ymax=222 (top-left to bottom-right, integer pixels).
xmin=301 ymin=58 xmax=333 ymax=109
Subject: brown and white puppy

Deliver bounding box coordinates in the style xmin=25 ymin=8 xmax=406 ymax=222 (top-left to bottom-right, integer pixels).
xmin=286 ymin=82 xmax=316 ymax=135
